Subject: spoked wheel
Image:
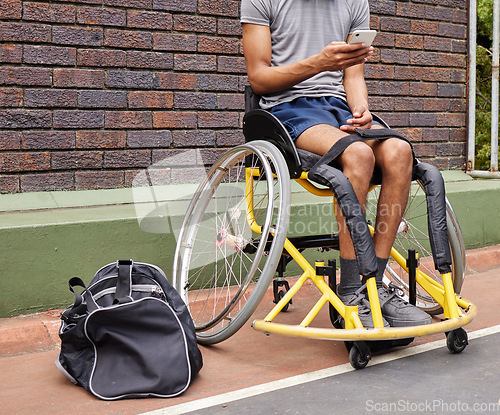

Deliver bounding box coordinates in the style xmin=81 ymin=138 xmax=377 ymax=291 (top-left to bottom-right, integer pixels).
xmin=365 ymin=180 xmax=465 ymax=315
xmin=173 ymin=141 xmax=290 ymax=345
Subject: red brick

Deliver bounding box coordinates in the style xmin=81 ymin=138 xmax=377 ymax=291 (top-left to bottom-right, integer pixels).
xmin=198 ymin=74 xmax=238 ymax=91
xmin=217 ymin=93 xmax=244 ymax=110
xmin=25 ymin=89 xmax=77 ymax=108
xmin=53 ymin=69 xmax=105 ymax=89
xmin=198 ymin=0 xmax=239 ymax=17
xmin=127 ymin=51 xmax=173 ymax=70
xmin=153 ymin=112 xmax=197 ymax=129
xmin=0 ymin=175 xmax=19 ymax=193
xmin=421 ymin=67 xmax=451 ymax=82
xmin=217 ymin=18 xmax=242 ymax=36
xmin=394 ymin=34 xmax=423 ymax=49
xmin=0 ymin=152 xmax=50 ymax=172
xmin=127 ymin=130 xmax=172 ymax=148
xmin=174 ymin=54 xmax=216 ymax=71
xmin=75 ymin=170 xmax=124 ymax=190
xmin=128 ymin=91 xmax=173 ymax=109
xmin=198 ymin=111 xmax=239 ymax=128
xmin=0 ymin=22 xmax=51 ymax=43
xmin=52 ymin=151 xmax=103 ymax=169
xmin=0 ymin=110 xmax=52 ymax=129
xmin=105 ymin=111 xmax=152 ymax=129
xmin=174 ymin=92 xmax=216 ymax=109
xmin=103 ymin=149 xmax=151 ymax=168
xmin=380 ymin=16 xmax=410 ymax=33
xmin=154 ymin=73 xmax=197 ymax=90
xmin=21 ymin=172 xmax=74 ymax=192
xmin=106 ymin=71 xmax=154 ymax=89
xmin=23 ymin=131 xmax=75 ymax=149
xmin=216 ymin=130 xmax=244 ymax=146
xmin=410 ymin=20 xmax=439 ymax=36
xmin=173 ymin=130 xmax=216 ymax=147
xmin=77 ymin=6 xmax=126 ymax=27
xmin=77 ymin=49 xmax=127 ymax=67
xmin=197 ymin=36 xmax=240 ymax=54
xmin=217 ymin=56 xmax=246 ymax=73
xmin=0 ymin=45 xmax=22 ymax=64
xmin=23 ymin=2 xmax=75 ymax=23
xmin=78 ymin=90 xmax=127 ymax=108
xmin=0 ymin=131 xmax=21 ymax=150
xmin=23 ymin=45 xmax=76 ymax=66
xmin=0 ymin=0 xmax=22 ymax=19
xmin=0 ymin=88 xmax=22 ymax=107
xmin=373 ymin=32 xmax=395 ymax=48
xmin=153 ymin=0 xmax=196 ymax=13
xmin=436 ymin=113 xmax=466 ymax=127
xmin=53 ymin=110 xmax=104 ymax=129
xmin=105 ymin=29 xmax=152 ymax=49
xmin=392 ymin=97 xmax=424 ymax=111
xmin=127 ymin=10 xmax=172 ymax=30
xmin=396 ymin=3 xmax=424 ymax=18
xmin=424 ymin=37 xmax=452 ymax=52
xmin=153 ymin=33 xmax=197 ymax=52
xmin=105 ymin=0 xmax=152 ymax=8
xmin=52 ymin=26 xmax=103 ymax=46
xmin=76 ymin=131 xmax=127 ymax=149
xmin=174 ymin=15 xmax=216 ymax=33
xmin=409 ymin=82 xmax=438 ymax=97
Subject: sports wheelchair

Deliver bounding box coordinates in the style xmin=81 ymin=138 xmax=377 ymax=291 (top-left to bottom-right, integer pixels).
xmin=173 ymin=88 xmax=476 ymax=369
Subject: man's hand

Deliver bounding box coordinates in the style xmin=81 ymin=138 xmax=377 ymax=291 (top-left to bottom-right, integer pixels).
xmin=340 ymin=105 xmax=373 ymax=132
xmin=316 ymin=42 xmax=373 ymax=72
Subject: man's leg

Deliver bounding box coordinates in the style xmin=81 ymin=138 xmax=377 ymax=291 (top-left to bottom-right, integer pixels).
xmin=296 ymin=124 xmax=390 ymax=328
xmin=367 ymin=137 xmax=432 ymax=326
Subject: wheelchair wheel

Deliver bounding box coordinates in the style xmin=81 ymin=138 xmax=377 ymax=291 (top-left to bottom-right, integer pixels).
xmin=365 ymin=180 xmax=465 ymax=315
xmin=173 ymin=141 xmax=290 ymax=345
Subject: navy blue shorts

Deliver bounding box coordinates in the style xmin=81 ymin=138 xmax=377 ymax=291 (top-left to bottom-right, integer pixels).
xmin=269 ymin=96 xmax=359 ymax=141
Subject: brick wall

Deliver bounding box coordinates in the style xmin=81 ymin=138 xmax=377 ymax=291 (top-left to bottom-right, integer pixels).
xmin=0 ymin=0 xmax=468 ymax=193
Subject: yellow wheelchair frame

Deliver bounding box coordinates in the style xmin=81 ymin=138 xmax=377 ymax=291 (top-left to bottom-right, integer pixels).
xmin=247 ymin=169 xmax=477 ymax=344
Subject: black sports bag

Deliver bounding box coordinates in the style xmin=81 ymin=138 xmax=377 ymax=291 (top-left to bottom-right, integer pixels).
xmin=55 ymin=259 xmax=203 ymax=400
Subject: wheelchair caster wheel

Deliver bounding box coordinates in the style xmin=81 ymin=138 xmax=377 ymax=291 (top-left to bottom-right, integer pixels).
xmin=446 ymin=328 xmax=468 ymax=354
xmin=276 ymin=290 xmax=290 ymax=312
xmin=349 ymin=342 xmax=371 ymax=370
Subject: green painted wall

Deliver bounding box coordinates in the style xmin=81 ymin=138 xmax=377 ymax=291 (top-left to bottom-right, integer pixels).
xmin=0 ymin=172 xmax=498 ymax=317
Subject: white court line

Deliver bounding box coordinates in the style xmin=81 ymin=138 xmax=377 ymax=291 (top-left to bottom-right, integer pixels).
xmin=141 ymin=324 xmax=500 ymax=415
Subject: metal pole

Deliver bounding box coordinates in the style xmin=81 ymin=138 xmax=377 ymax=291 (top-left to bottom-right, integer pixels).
xmin=490 ymin=0 xmax=500 ymax=172
xmin=468 ymin=0 xmax=477 ymax=172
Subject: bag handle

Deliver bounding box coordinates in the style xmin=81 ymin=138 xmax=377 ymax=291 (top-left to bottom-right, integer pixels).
xmin=114 ymin=259 xmax=134 ymax=305
xmin=62 ymin=277 xmax=99 ymax=319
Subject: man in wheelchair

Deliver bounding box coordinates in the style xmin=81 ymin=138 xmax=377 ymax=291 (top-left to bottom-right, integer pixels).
xmin=241 ymin=0 xmax=431 ymax=328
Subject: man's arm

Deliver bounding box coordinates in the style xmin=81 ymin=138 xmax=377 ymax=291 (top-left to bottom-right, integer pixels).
xmin=341 ymin=62 xmax=373 ymax=131
xmin=242 ymin=23 xmax=373 ymax=96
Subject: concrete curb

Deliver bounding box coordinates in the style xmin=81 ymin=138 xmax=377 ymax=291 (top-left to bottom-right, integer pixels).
xmin=1 ymin=245 xmax=498 ymax=359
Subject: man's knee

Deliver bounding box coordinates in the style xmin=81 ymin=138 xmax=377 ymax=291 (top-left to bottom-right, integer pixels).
xmin=380 ymin=138 xmax=413 ymax=177
xmin=341 ymin=141 xmax=375 ymax=179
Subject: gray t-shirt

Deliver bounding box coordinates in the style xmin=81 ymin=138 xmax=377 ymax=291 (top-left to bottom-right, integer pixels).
xmin=241 ymin=0 xmax=370 ymax=109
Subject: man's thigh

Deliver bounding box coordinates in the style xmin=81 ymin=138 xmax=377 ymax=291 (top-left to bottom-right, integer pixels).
xmin=295 ymin=123 xmax=349 ymax=156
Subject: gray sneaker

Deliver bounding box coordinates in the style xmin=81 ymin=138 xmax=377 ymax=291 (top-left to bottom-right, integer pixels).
xmin=338 ymin=286 xmax=390 ymax=329
xmin=378 ymin=284 xmax=432 ymax=327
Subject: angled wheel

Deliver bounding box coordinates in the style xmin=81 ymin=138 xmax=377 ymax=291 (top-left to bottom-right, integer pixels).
xmin=365 ymin=181 xmax=465 ymax=315
xmin=173 ymin=141 xmax=290 ymax=345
